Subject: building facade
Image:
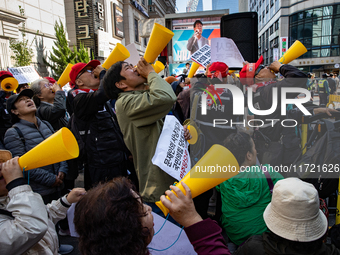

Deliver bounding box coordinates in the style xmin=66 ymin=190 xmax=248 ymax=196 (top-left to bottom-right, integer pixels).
xmin=65 ymin=0 xmax=175 ymax=61
xmin=148 ymin=0 xmax=176 ymax=18
xmin=0 ymin=0 xmax=67 ymax=76
xmin=250 ymin=0 xmax=340 ymax=75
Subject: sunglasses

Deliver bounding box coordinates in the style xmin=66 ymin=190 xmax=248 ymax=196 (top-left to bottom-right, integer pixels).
xmin=255 ymin=65 xmax=265 ymax=77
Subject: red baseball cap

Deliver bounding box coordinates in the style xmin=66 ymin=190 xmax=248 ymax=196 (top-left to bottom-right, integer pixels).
xmin=0 ymin=71 xmax=13 ymax=80
xmin=207 ymin=62 xmax=229 ymax=78
xmin=69 ymin=60 xmax=101 ymax=85
xmin=44 ymin=76 xmax=56 ymax=84
xmin=239 ymin=56 xmax=264 ymax=85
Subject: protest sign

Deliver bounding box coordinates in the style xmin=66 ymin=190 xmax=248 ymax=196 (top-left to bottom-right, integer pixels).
xmin=152 ymin=115 xmax=190 ymax=181
xmin=211 ymin=38 xmax=244 ymax=68
xmin=190 ymin=44 xmax=211 ymax=68
xmin=7 ymin=66 xmax=40 ymax=84
xmin=125 ymin=43 xmax=140 ymax=66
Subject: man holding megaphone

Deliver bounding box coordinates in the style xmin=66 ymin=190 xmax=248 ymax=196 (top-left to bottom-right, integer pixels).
xmin=240 ymin=57 xmax=307 ymax=167
xmin=67 ymin=60 xmax=136 ymax=189
xmin=103 ymin=58 xmax=191 ymax=218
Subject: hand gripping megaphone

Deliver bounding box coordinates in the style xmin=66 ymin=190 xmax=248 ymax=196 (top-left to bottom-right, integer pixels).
xmin=144 ymin=23 xmax=174 ymax=64
xmin=57 ymin=63 xmax=73 ymax=87
xmin=1 ymin=77 xmax=19 ymax=92
xmin=19 ymin=128 xmax=79 ymax=171
xmin=151 ymin=61 xmax=165 ymax=73
xmin=279 ymin=40 xmax=307 ymax=64
xmin=102 ymin=43 xmax=130 ymax=69
xmin=155 ymin=144 xmax=240 ymax=216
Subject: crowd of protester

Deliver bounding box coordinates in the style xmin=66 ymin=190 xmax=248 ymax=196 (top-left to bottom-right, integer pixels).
xmin=1 ymin=45 xmax=340 ymax=255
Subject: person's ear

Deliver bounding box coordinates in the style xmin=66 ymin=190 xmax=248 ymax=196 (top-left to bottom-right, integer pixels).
xmin=11 ymin=109 xmax=19 ymax=116
xmin=116 ymin=81 xmax=127 ymax=90
xmin=75 ymin=78 xmax=84 ymax=88
xmin=246 ymin=151 xmax=253 ymax=162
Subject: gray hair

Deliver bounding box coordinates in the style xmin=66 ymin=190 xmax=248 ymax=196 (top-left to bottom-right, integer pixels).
xmin=30 ymin=78 xmax=49 ymax=96
xmin=30 ymin=78 xmax=48 ymax=106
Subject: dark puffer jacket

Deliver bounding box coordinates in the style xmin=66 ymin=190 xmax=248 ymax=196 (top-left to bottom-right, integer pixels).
xmin=4 ymin=117 xmax=68 ymax=196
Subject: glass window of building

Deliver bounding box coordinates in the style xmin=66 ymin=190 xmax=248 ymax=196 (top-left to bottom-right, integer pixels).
xmin=270 ymin=0 xmax=274 ymax=7
xmin=266 ymin=5 xmax=269 ymax=13
xmin=134 ymin=18 xmax=139 ymax=43
xmin=289 ymin=4 xmax=340 ymax=59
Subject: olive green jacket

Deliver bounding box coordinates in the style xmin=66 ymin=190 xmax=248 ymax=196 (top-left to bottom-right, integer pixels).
xmin=116 ymin=72 xmax=177 ymax=202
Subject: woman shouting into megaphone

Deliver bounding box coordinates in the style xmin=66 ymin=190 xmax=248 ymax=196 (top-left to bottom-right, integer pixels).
xmin=3 ymin=89 xmax=68 ymax=204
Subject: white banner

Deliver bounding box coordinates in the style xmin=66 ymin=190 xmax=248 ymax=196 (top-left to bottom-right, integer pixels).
xmin=273 ymin=48 xmax=279 ymax=61
xmin=7 ymin=66 xmax=40 ymax=84
xmin=152 ymin=115 xmax=190 ymax=181
xmin=211 ymin=38 xmax=244 ymax=68
xmin=190 ymin=44 xmax=211 ymax=68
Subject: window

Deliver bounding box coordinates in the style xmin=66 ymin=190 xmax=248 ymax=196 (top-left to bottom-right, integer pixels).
xmin=134 ymin=18 xmax=139 ymax=43
xmin=270 ymin=0 xmax=274 ymax=7
xmin=270 ymin=25 xmax=273 ymax=34
xmin=144 ymin=37 xmax=147 ymax=47
xmin=142 ymin=0 xmax=145 ymax=6
xmin=266 ymin=5 xmax=269 ymax=13
xmin=275 ymin=20 xmax=279 ymax=30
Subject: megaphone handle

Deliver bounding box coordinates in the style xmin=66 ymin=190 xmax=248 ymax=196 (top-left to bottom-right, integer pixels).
xmin=155 ymin=182 xmax=186 ymax=217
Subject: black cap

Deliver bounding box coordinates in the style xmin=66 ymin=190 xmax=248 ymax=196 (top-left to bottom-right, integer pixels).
xmin=6 ymin=89 xmax=34 ymax=113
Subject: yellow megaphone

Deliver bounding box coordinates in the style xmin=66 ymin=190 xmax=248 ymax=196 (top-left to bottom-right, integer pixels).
xmin=57 ymin=63 xmax=73 ymax=87
xmin=102 ymin=43 xmax=130 ymax=69
xmin=1 ymin=77 xmax=18 ymax=92
xmin=144 ymin=23 xmax=174 ymax=64
xmin=187 ymin=62 xmax=200 ymax=78
xmin=19 ymin=127 xmax=79 ymax=171
xmin=279 ymin=40 xmax=307 ymax=64
xmin=151 ymin=61 xmax=165 ymax=73
xmin=155 ymin=144 xmax=239 ymax=216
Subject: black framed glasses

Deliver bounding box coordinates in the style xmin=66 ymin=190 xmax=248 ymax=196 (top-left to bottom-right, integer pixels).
xmin=254 ymin=65 xmax=265 ymax=77
xmin=76 ymin=69 xmax=93 ymax=80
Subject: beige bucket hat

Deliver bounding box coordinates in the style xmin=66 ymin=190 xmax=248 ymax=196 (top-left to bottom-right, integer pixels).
xmin=263 ymin=177 xmax=328 ymax=242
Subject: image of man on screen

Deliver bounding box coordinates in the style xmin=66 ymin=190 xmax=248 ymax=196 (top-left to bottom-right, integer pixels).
xmin=187 ymin=20 xmax=209 ymax=56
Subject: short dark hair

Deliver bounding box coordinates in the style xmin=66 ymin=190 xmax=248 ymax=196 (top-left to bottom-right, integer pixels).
xmin=74 ymin=177 xmax=150 ymax=255
xmin=103 ymin=61 xmax=126 ymax=99
xmin=223 ymin=132 xmax=253 ymax=166
xmin=193 ymin=20 xmax=203 ymax=28
xmin=9 ymin=105 xmax=20 ymax=124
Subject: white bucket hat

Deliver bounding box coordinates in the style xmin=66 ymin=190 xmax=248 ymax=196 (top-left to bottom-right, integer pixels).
xmin=263 ymin=177 xmax=328 ymax=242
